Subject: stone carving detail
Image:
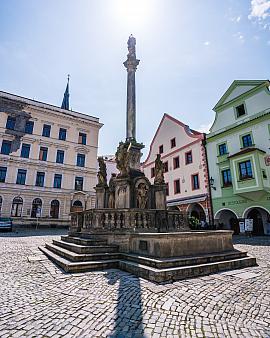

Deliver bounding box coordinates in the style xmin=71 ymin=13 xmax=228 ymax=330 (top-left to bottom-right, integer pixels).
xmin=154 ymin=154 xmax=165 ymax=185
xmin=108 ymin=174 xmax=116 ymax=209
xmin=97 ymin=157 xmax=107 ymax=186
xmin=115 ymin=142 xmax=129 ymax=177
xmin=136 ymin=183 xmax=149 ymax=209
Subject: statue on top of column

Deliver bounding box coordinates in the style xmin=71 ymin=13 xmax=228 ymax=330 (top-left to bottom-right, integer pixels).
xmin=97 ymin=157 xmax=107 ymax=186
xmin=127 ymin=34 xmax=136 ymax=58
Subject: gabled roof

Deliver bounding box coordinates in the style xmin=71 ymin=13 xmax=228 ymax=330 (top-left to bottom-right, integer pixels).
xmin=143 ymin=113 xmax=203 ymax=164
xmin=213 ymin=80 xmax=269 ymax=112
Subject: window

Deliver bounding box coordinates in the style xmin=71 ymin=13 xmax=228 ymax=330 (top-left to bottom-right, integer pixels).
xmin=39 ymin=147 xmax=48 ymax=161
xmin=35 ymin=172 xmax=45 ymax=187
xmin=192 ymin=174 xmax=200 ymax=190
xmin=77 ymin=153 xmax=85 ymax=167
xmin=1 ymin=140 xmax=11 ymax=155
xmin=53 ymin=174 xmax=62 ymax=189
xmin=242 ymin=134 xmax=253 ymax=148
xmin=59 ymin=128 xmax=67 ymax=141
xmin=151 ymin=167 xmax=155 ymax=178
xmin=16 ymin=169 xmax=27 ymax=185
xmin=75 ymin=176 xmax=84 ymax=191
xmin=236 ymin=104 xmax=246 ymax=118
xmin=11 ymin=197 xmax=23 ymax=217
xmin=0 ymin=196 xmax=2 ymax=215
xmin=56 ymin=150 xmax=64 ymax=164
xmin=21 ymin=143 xmax=31 ymax=158
xmin=163 ymin=161 xmax=168 ymax=173
xmin=25 ymin=121 xmax=34 ymax=134
xmin=239 ymin=160 xmax=253 ymax=180
xmin=0 ymin=167 xmax=7 ymax=183
xmin=171 ymin=138 xmax=176 ymax=148
xmin=173 ymin=156 xmax=180 ymax=169
xmin=218 ymin=143 xmax=227 ymax=156
xmin=185 ymin=151 xmax=192 ymax=164
xmin=31 ymin=198 xmax=42 ymax=218
xmin=262 ymin=170 xmax=267 ymax=179
xmin=221 ymin=169 xmax=232 ymax=187
xmin=165 ymin=182 xmax=169 ymax=196
xmin=174 ymin=179 xmax=181 ymax=194
xmin=78 ymin=132 xmax=87 ymax=145
xmin=42 ymin=124 xmax=51 ymax=137
xmin=159 ymin=145 xmax=164 ymax=154
xmin=6 ymin=116 xmax=16 ymax=130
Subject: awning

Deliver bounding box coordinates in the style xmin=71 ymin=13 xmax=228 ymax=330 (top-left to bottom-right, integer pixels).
xmin=167 ymin=195 xmax=207 ymax=207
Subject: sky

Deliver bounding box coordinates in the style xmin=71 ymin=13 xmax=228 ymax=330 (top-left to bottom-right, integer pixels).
xmin=1 ymin=0 xmax=270 ymax=158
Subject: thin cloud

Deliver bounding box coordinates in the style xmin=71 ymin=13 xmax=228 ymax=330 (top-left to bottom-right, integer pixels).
xmin=204 ymin=41 xmax=210 ymax=46
xmin=197 ymin=123 xmax=212 ymax=133
xmin=233 ymin=32 xmax=245 ymax=43
xmin=248 ymin=0 xmax=270 ymax=20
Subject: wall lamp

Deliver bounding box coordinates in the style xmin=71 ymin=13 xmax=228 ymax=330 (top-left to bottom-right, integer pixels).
xmin=210 ymin=177 xmax=216 ymax=190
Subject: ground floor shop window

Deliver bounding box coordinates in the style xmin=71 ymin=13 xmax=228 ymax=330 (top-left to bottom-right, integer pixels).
xmin=11 ymin=197 xmax=23 ymax=217
xmin=31 ymin=198 xmax=42 ymax=218
xmin=50 ymin=200 xmax=60 ymax=218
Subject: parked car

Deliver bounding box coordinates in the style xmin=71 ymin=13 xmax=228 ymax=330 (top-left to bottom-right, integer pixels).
xmin=0 ymin=218 xmax=13 ymax=232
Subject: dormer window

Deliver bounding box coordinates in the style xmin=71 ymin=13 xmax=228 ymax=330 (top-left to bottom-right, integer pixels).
xmin=236 ymin=104 xmax=246 ymax=118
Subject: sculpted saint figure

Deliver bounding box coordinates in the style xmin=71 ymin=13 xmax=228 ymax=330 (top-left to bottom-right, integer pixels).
xmin=108 ymin=173 xmax=116 ymax=209
xmin=115 ymin=142 xmax=129 ymax=177
xmin=97 ymin=157 xmax=107 ymax=186
xmin=136 ymin=183 xmax=148 ymax=209
xmin=154 ymin=154 xmax=165 ymax=185
xmin=127 ymin=34 xmax=136 ymax=58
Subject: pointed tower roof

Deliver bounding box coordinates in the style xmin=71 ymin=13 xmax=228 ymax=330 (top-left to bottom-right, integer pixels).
xmin=61 ymin=75 xmax=70 ymax=110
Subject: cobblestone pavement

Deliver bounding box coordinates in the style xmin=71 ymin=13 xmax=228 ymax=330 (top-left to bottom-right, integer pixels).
xmin=0 ymin=229 xmax=269 ymax=338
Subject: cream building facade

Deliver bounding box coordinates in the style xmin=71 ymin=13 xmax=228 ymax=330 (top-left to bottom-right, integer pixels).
xmin=0 ymin=90 xmax=102 ymax=226
xmin=143 ymin=114 xmax=212 ymax=223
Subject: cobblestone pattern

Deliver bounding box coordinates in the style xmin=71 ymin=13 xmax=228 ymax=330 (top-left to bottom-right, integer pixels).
xmin=0 ymin=229 xmax=269 ymax=338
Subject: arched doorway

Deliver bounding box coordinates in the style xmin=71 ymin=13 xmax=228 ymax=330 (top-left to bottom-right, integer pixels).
xmin=215 ymin=209 xmax=239 ymax=234
xmin=11 ymin=197 xmax=23 ymax=217
xmin=245 ymin=207 xmax=269 ymax=235
xmin=50 ymin=200 xmax=60 ymax=219
xmin=188 ymin=203 xmax=206 ymax=222
xmin=31 ymin=198 xmax=42 ymax=218
xmin=72 ymin=200 xmax=83 ymax=212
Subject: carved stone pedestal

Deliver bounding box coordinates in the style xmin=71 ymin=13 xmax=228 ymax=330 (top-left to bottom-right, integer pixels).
xmin=95 ymin=186 xmax=108 ymax=209
xmin=153 ymin=184 xmax=167 ymax=210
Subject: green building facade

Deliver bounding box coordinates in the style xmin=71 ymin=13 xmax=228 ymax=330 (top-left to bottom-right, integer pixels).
xmin=206 ymin=80 xmax=270 ymax=235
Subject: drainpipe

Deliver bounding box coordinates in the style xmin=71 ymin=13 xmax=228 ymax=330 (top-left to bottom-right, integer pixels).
xmin=202 ymin=134 xmax=214 ymax=227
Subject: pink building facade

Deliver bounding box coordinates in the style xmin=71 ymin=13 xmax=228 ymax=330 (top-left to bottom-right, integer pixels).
xmin=143 ymin=114 xmax=213 ymax=223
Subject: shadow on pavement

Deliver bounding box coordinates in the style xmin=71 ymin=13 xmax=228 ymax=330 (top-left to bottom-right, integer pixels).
xmin=233 ymin=235 xmax=270 ymax=246
xmin=0 ymin=227 xmax=68 ymax=238
xmin=105 ymin=270 xmax=146 ymax=338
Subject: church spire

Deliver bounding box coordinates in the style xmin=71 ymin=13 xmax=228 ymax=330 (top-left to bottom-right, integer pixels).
xmin=61 ymin=74 xmax=70 ymax=110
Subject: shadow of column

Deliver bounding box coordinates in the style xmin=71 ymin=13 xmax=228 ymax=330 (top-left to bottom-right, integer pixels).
xmin=106 ymin=270 xmax=145 ymax=338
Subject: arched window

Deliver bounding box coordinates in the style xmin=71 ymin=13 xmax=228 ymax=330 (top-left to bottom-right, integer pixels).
xmin=31 ymin=198 xmax=42 ymax=218
xmin=71 ymin=200 xmax=83 ymax=212
xmin=50 ymin=200 xmax=60 ymax=219
xmin=73 ymin=200 xmax=83 ymax=207
xmin=11 ymin=197 xmax=23 ymax=217
xmin=0 ymin=196 xmax=2 ymax=216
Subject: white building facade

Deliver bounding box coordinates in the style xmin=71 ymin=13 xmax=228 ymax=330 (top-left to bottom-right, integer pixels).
xmin=143 ymin=114 xmax=212 ymax=223
xmin=0 ymin=91 xmax=102 ymax=226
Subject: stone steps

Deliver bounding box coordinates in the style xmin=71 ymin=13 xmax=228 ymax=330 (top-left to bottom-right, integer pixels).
xmin=61 ymin=235 xmax=107 ymax=246
xmin=46 ymin=243 xmax=120 ymax=262
xmin=119 ymin=256 xmax=257 ymax=283
xmin=39 ymin=235 xmax=257 ymax=282
xmin=52 ymin=239 xmax=118 ymax=254
xmin=121 ymin=250 xmax=248 ymax=269
xmin=40 ymin=246 xmax=119 ymax=273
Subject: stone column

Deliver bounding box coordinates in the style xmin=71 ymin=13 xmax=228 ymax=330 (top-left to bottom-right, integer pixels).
xmin=123 ymin=35 xmax=140 ymax=141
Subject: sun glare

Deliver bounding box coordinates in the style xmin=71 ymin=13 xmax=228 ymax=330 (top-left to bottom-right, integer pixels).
xmin=114 ymin=0 xmax=152 ymax=30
